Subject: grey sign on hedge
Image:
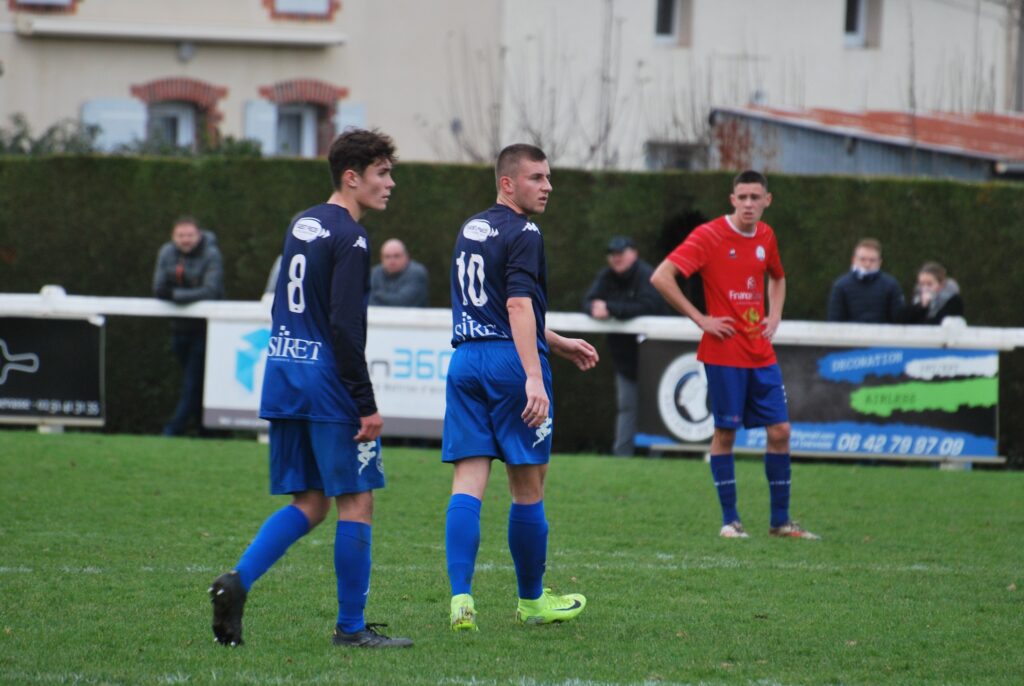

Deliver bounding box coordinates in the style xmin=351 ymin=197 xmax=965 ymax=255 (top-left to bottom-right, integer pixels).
xmin=636 ymin=339 xmax=998 ymax=460
xmin=0 ymin=317 xmax=104 ymax=426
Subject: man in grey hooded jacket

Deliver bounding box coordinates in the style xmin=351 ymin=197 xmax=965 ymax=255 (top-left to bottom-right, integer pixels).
xmin=152 ymin=216 xmax=224 ymax=436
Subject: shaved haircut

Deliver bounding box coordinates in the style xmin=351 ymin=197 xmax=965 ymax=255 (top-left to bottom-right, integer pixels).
xmin=495 ymin=144 xmax=547 ymax=187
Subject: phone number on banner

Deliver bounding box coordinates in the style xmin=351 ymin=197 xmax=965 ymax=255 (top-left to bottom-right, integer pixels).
xmin=737 ymin=422 xmax=996 ymax=458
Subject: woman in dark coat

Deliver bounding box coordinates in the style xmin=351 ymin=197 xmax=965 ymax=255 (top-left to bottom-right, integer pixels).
xmin=902 ymin=261 xmax=964 ymax=324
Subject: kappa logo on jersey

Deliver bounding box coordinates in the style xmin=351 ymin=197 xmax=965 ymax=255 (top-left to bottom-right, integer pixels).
xmin=463 ymin=219 xmax=499 ymax=242
xmin=292 ymin=217 xmax=331 ymax=242
xmin=353 ymin=236 xmax=368 ymax=250
xmin=532 ymin=417 xmax=553 ymax=447
xmin=755 ymin=245 xmax=766 ymax=261
xmin=357 ymin=441 xmax=379 ymax=474
xmin=453 ymin=311 xmax=503 ymax=341
xmin=728 ymin=248 xmax=737 ymax=259
xmin=522 ymin=222 xmax=541 ymax=234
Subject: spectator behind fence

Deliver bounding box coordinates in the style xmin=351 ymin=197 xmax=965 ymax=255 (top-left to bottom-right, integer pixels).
xmin=902 ymin=261 xmax=965 ymax=324
xmin=152 ymin=216 xmax=224 ymax=436
xmin=369 ymin=238 xmax=429 ymax=307
xmin=583 ymin=236 xmax=669 ymax=456
xmin=827 ymin=238 xmax=904 ymax=323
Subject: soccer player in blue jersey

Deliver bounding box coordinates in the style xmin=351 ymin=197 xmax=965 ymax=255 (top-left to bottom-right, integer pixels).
xmin=442 ymin=143 xmax=600 ymax=631
xmin=208 ymin=129 xmax=413 ymax=649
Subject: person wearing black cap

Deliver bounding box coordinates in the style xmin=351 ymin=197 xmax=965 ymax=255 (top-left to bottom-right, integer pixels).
xmin=583 ymin=236 xmax=670 ymax=456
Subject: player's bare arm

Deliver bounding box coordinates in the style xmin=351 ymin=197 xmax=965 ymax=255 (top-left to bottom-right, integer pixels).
xmin=507 ymin=296 xmax=549 ymax=428
xmin=762 ymin=276 xmax=786 ymax=340
xmin=650 ymin=259 xmax=736 ymax=339
xmin=545 ymin=329 xmax=599 ymax=371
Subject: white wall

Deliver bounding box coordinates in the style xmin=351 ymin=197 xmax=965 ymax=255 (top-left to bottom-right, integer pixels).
xmin=488 ymin=0 xmax=1014 ymax=169
xmin=0 ymin=0 xmax=1015 ymax=168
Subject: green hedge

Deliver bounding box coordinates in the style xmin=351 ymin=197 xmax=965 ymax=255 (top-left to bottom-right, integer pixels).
xmin=1 ymin=157 xmax=1022 ymax=465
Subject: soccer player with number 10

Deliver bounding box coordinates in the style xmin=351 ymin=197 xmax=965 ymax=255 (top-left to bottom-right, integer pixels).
xmin=441 ymin=144 xmax=600 ymax=632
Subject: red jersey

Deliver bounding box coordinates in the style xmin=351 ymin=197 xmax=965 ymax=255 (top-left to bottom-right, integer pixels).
xmin=667 ymin=215 xmax=784 ymax=368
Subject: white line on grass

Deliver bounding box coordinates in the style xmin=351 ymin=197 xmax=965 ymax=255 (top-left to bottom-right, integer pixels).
xmin=0 ymin=670 xmax=805 ymax=686
xmin=0 ymin=671 xmax=120 ymax=685
xmin=0 ymin=556 xmax=993 ymax=578
xmin=439 ymin=677 xmax=800 ymax=686
xmin=371 ymin=556 xmax=969 ymax=576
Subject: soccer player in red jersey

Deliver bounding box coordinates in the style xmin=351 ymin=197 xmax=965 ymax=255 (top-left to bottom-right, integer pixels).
xmin=650 ymin=170 xmax=819 ymax=540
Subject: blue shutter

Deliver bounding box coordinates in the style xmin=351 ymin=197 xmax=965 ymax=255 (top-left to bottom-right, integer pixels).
xmin=274 ymin=0 xmax=330 ymax=14
xmin=80 ymin=99 xmax=146 ymax=151
xmin=334 ymin=102 xmax=366 ymax=134
xmin=244 ymin=100 xmax=278 ymax=156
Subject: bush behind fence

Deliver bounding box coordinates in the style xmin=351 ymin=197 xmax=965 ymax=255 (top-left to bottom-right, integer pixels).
xmin=2 ymin=157 xmax=1021 ymax=465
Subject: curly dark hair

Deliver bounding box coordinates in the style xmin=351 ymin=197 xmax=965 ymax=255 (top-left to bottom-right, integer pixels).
xmin=328 ymin=128 xmax=397 ymax=190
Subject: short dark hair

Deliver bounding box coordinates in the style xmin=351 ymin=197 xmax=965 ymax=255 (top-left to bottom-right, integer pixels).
xmin=173 ymin=215 xmax=199 ymax=229
xmin=732 ymin=169 xmax=768 ymax=190
xmin=328 ymin=128 xmax=397 ymax=190
xmin=495 ymin=143 xmax=547 ymax=187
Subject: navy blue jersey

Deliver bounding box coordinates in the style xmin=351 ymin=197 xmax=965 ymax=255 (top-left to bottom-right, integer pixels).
xmin=450 ymin=203 xmax=548 ymax=354
xmin=260 ymin=203 xmax=376 ymax=424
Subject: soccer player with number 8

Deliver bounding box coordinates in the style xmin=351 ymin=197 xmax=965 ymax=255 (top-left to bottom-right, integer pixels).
xmin=208 ymin=129 xmax=413 ymax=649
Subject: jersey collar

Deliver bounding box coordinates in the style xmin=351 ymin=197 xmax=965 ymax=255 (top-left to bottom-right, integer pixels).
xmin=725 ymin=214 xmax=758 ymax=238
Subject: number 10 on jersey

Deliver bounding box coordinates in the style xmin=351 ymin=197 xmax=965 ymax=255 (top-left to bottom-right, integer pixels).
xmin=456 ymin=251 xmax=488 ymax=307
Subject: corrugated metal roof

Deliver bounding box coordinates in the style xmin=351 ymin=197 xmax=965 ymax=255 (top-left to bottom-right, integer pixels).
xmin=712 ymin=106 xmax=1024 ymax=163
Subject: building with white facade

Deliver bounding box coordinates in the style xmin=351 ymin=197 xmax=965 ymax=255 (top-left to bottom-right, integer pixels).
xmin=1 ymin=0 xmax=1020 ymax=170
xmin=492 ymin=0 xmax=1021 ymax=170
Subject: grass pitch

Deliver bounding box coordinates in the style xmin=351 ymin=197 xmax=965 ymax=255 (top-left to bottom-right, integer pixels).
xmin=0 ymin=431 xmax=1021 ymax=685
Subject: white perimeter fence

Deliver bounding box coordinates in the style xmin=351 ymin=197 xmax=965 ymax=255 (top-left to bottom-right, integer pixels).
xmin=3 ymin=286 xmax=1024 ymax=464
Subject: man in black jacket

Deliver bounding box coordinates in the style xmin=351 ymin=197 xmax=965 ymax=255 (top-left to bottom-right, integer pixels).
xmin=827 ymin=238 xmax=904 ymax=323
xmin=152 ymin=216 xmax=224 ymax=436
xmin=583 ymin=236 xmax=669 ymax=456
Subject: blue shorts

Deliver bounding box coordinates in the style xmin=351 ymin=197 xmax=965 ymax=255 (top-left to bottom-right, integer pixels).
xmin=442 ymin=341 xmax=554 ymax=465
xmin=268 ymin=419 xmax=385 ymax=497
xmin=704 ymin=363 xmax=789 ymax=430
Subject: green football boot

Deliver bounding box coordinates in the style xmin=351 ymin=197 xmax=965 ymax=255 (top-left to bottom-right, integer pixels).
xmin=516 ymin=588 xmax=586 ymax=625
xmin=450 ymin=593 xmax=479 ymax=631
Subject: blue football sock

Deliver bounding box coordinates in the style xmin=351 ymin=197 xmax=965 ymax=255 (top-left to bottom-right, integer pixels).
xmin=508 ymin=501 xmax=548 ymax=601
xmin=709 ymin=454 xmax=740 ymax=525
xmin=234 ymin=504 xmax=310 ymax=591
xmin=765 ymin=452 xmax=792 ymax=528
xmin=445 ymin=493 xmax=482 ymax=596
xmin=335 ymin=520 xmax=372 ymax=635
